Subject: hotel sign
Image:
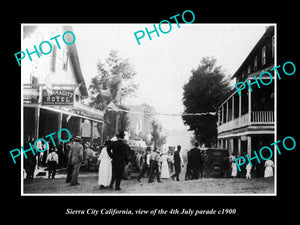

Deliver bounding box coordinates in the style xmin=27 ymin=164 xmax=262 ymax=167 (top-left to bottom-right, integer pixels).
xmin=42 ymin=89 xmax=74 ymax=105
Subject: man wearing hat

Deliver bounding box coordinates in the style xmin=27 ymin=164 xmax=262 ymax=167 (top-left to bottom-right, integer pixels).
xmin=107 ymin=131 xmax=129 ymax=191
xmin=148 ymin=147 xmax=162 ymax=183
xmin=69 ymin=136 xmax=84 ymax=186
xmin=137 ymin=147 xmax=151 ymax=182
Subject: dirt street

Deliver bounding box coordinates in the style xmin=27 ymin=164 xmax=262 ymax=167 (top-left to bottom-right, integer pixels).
xmin=23 ymin=171 xmax=274 ymax=195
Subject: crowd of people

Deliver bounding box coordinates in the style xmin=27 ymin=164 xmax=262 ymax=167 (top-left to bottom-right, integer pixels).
xmin=23 ymin=134 xmax=102 ymax=183
xmin=136 ymin=145 xmax=184 ymax=183
xmin=24 ymin=132 xmax=274 ymax=191
xmin=229 ymin=154 xmax=274 ymax=179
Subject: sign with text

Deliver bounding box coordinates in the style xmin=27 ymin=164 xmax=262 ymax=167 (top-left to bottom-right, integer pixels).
xmin=42 ymin=89 xmax=74 ymax=105
xmin=23 ymin=87 xmax=39 ymax=104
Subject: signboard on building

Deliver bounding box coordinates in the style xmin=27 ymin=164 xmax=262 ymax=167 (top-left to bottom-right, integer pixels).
xmin=42 ymin=89 xmax=74 ymax=105
xmin=23 ymin=87 xmax=39 ymax=104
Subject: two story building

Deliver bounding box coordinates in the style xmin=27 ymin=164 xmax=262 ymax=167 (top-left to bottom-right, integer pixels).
xmin=217 ymin=26 xmax=275 ymax=176
xmin=22 ymin=25 xmax=104 ymax=144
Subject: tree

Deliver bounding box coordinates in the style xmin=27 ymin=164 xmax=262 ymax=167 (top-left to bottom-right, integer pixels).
xmin=89 ymin=50 xmax=138 ymax=139
xmin=150 ymin=119 xmax=167 ymax=149
xmin=182 ymin=57 xmax=232 ymax=146
xmin=89 ymin=50 xmax=138 ymax=110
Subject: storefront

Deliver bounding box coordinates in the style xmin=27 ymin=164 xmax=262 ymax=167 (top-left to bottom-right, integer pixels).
xmin=23 ymin=84 xmax=104 ymax=145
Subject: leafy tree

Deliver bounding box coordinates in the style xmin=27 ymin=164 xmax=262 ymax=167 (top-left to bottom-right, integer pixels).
xmin=89 ymin=50 xmax=138 ymax=110
xmin=182 ymin=57 xmax=232 ymax=146
xmin=89 ymin=50 xmax=138 ymax=139
xmin=150 ymin=120 xmax=167 ymax=149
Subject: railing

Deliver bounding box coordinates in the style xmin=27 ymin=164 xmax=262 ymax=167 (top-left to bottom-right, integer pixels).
xmin=218 ymin=111 xmax=274 ymax=133
xmin=251 ymin=111 xmax=274 ymax=123
xmin=218 ymin=113 xmax=249 ymax=133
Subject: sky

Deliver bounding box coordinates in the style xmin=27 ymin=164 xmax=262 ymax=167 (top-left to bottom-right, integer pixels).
xmin=73 ymin=24 xmax=267 ymax=134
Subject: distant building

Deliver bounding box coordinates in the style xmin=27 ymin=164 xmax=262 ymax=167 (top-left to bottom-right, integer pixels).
xmin=217 ymin=26 xmax=275 ymax=175
xmin=22 ymin=25 xmax=104 ymax=143
xmin=125 ymin=105 xmax=152 ymax=141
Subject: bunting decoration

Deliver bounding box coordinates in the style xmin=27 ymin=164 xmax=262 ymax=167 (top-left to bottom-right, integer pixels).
xmin=106 ymin=106 xmax=216 ymax=116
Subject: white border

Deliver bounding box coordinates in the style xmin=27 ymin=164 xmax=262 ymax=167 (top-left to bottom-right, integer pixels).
xmin=20 ymin=23 xmax=277 ymax=196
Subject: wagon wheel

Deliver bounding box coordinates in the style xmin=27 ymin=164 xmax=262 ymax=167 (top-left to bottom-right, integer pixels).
xmin=123 ymin=163 xmax=133 ymax=180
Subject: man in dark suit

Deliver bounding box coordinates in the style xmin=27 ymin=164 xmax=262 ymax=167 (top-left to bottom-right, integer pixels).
xmin=107 ymin=131 xmax=129 ymax=191
xmin=171 ymin=145 xmax=183 ymax=181
xmin=137 ymin=147 xmax=151 ymax=182
xmin=185 ymin=149 xmax=192 ymax=180
xmin=69 ymin=136 xmax=84 ymax=186
xmin=148 ymin=148 xmax=162 ymax=183
xmin=189 ymin=142 xmax=203 ymax=180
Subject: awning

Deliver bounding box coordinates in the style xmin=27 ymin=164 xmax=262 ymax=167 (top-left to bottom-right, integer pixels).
xmin=39 ymin=104 xmax=104 ymax=123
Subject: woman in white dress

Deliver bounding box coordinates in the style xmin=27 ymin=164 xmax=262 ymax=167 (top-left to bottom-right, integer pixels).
xmin=160 ymin=152 xmax=170 ymax=179
xmin=230 ymin=155 xmax=237 ymax=178
xmin=231 ymin=162 xmax=237 ymax=178
xmin=98 ymin=141 xmax=112 ymax=189
xmin=264 ymin=159 xmax=274 ymax=178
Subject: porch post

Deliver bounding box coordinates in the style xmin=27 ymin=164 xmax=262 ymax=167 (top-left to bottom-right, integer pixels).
xmin=100 ymin=121 xmax=105 ymax=145
xmin=248 ymin=83 xmax=252 ymax=123
xmin=229 ymin=138 xmax=234 ymax=155
xmin=238 ymin=138 xmax=241 ymax=156
xmin=34 ymin=106 xmax=40 ymax=139
xmin=57 ymin=112 xmax=62 ymax=133
xmin=222 ymin=105 xmax=225 ymax=124
xmin=226 ymin=101 xmax=229 ymax=122
xmin=115 ymin=112 xmax=119 ymax=134
xmin=239 ymin=91 xmax=242 ymax=117
xmin=232 ymin=95 xmax=235 ymax=120
xmin=90 ymin=120 xmax=94 ymax=142
xmin=247 ymin=136 xmax=252 ymax=158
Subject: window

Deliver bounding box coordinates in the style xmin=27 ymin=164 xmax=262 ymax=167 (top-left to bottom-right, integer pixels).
xmin=62 ymin=49 xmax=69 ymax=71
xmin=241 ymin=71 xmax=245 ymax=80
xmin=262 ymin=46 xmax=266 ymax=65
xmin=254 ymin=56 xmax=258 ymax=71
xmin=31 ymin=75 xmax=38 ymax=85
xmin=50 ymin=45 xmax=57 ymax=72
xmin=247 ymin=65 xmax=251 ymax=74
xmin=272 ymin=36 xmax=275 ymax=58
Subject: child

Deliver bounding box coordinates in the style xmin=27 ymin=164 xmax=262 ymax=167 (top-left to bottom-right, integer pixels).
xmin=246 ymin=163 xmax=252 ymax=179
xmin=264 ymin=159 xmax=274 ymax=178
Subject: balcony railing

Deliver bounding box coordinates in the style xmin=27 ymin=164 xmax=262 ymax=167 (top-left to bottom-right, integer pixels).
xmin=251 ymin=111 xmax=274 ymax=123
xmin=218 ymin=111 xmax=274 ymax=133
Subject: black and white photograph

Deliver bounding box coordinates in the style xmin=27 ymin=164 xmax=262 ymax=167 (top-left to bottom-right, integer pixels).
xmin=4 ymin=4 xmax=299 ymax=221
xmin=21 ymin=23 xmax=276 ymax=195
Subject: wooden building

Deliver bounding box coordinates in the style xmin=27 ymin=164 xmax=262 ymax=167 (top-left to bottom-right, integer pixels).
xmin=22 ymin=25 xmax=104 ymax=144
xmin=217 ymin=26 xmax=275 ymax=176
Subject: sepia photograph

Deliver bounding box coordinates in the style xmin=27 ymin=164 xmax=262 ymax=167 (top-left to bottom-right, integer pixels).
xmin=21 ymin=23 xmax=276 ymax=196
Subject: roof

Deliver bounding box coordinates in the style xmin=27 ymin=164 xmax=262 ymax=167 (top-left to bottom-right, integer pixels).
xmin=62 ymin=26 xmax=88 ymax=97
xmin=231 ymin=26 xmax=274 ymax=79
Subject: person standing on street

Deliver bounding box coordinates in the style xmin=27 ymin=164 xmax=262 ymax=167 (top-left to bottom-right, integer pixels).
xmin=98 ymin=140 xmax=112 ymax=189
xmin=107 ymin=131 xmax=129 ymax=191
xmin=185 ymin=149 xmax=192 ymax=180
xmin=160 ymin=148 xmax=170 ymax=179
xmin=137 ymin=147 xmax=151 ymax=182
xmin=65 ymin=139 xmax=74 ymax=183
xmin=23 ymin=136 xmax=37 ymax=184
xmin=189 ymin=142 xmax=203 ymax=180
xmin=69 ymin=136 xmax=84 ymax=186
xmin=35 ymin=136 xmax=44 ymax=168
xmin=264 ymin=159 xmax=274 ymax=178
xmin=171 ymin=145 xmax=183 ymax=181
xmin=148 ymin=148 xmax=162 ymax=183
xmin=46 ymin=147 xmax=59 ymax=179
